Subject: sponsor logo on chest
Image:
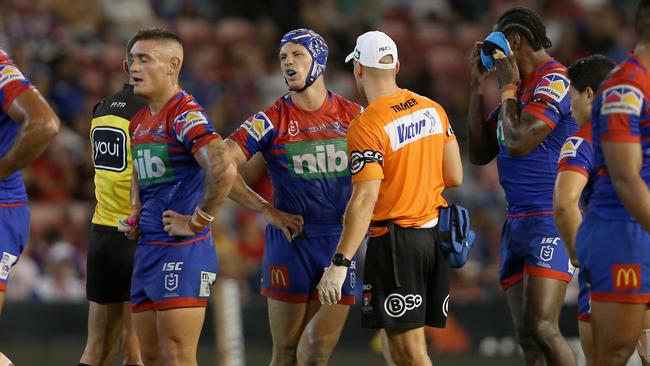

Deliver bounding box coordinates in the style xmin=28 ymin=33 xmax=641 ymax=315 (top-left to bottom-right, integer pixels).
xmin=132 ymin=143 xmax=175 ymax=184
xmin=286 ymin=138 xmax=349 ymax=179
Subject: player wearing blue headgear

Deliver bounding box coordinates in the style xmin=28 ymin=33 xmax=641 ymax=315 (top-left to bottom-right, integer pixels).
xmin=225 ymin=28 xmax=362 ymax=365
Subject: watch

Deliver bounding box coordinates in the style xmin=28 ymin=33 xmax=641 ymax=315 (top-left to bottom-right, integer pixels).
xmin=332 ymin=253 xmax=352 ymax=267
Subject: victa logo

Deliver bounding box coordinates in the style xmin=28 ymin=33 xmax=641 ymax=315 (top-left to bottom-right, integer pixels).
xmin=133 ymin=143 xmax=174 ymax=184
xmin=613 ymin=264 xmax=641 ymax=290
xmin=286 ymin=138 xmax=349 ymax=179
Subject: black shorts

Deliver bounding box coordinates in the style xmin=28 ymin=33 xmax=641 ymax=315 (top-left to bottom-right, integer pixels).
xmin=361 ymin=225 xmax=450 ymax=329
xmin=86 ymin=225 xmax=137 ymax=303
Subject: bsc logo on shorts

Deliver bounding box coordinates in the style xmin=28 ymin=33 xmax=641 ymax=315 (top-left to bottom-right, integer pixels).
xmin=384 ymin=293 xmax=422 ymax=318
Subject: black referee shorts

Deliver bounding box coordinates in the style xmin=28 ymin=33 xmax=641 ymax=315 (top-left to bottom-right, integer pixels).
xmin=361 ymin=225 xmax=450 ymax=330
xmin=86 ymin=225 xmax=137 ymax=304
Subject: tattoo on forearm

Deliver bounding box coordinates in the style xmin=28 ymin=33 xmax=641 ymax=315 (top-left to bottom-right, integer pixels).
xmin=198 ymin=140 xmax=231 ymax=215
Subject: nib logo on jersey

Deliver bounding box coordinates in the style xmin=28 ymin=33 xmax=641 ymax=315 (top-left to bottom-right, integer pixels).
xmin=286 ymin=138 xmax=349 ymax=179
xmin=133 ymin=143 xmax=175 ymax=185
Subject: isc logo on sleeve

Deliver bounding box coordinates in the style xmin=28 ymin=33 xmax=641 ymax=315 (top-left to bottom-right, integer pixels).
xmin=132 ymin=143 xmax=175 ymax=185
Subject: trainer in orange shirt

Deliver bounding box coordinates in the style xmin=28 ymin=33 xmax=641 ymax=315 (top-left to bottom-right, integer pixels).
xmin=317 ymin=31 xmax=463 ymax=366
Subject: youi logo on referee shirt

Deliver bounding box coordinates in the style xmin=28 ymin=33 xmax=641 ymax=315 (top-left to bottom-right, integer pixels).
xmin=132 ymin=143 xmax=175 ymax=184
xmin=286 ymin=138 xmax=349 ymax=179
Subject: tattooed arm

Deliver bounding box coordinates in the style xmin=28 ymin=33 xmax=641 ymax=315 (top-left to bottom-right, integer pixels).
xmin=162 ymin=137 xmax=236 ymax=236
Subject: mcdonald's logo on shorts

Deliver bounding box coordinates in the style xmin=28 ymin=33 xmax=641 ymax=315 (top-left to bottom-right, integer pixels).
xmin=612 ymin=264 xmax=641 ymax=291
xmin=269 ymin=265 xmax=290 ymax=290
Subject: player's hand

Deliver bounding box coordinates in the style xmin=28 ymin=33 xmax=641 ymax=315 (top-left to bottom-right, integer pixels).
xmin=493 ymin=49 xmax=520 ymax=88
xmin=162 ymin=210 xmax=195 ymax=237
xmin=117 ymin=215 xmax=139 ymax=240
xmin=317 ymin=264 xmax=348 ymax=305
xmin=470 ymin=41 xmax=489 ymax=87
xmin=262 ymin=205 xmax=303 ymax=242
xmin=569 ymin=253 xmax=580 ymax=268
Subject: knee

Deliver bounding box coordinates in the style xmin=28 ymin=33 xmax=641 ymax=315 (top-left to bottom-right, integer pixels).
xmin=596 ymin=346 xmax=637 ymax=366
xmin=389 ymin=343 xmax=429 ymax=366
xmin=138 ymin=341 xmax=162 ymax=365
xmin=297 ymin=335 xmax=336 ymax=365
xmin=524 ymin=314 xmax=560 ymax=345
xmin=272 ymin=344 xmax=297 ymax=366
xmin=160 ymin=335 xmax=186 ymax=360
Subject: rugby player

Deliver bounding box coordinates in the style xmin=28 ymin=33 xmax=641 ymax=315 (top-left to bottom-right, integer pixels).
xmin=226 ymin=28 xmax=362 ymax=365
xmin=0 ymin=47 xmax=60 ymax=364
xmin=468 ymin=7 xmax=578 ymax=365
xmin=575 ymin=1 xmax=650 ymax=364
xmin=122 ymin=28 xmax=236 ymax=366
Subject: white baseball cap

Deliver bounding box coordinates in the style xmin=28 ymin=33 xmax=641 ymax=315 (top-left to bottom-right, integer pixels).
xmin=345 ymin=31 xmax=398 ymax=69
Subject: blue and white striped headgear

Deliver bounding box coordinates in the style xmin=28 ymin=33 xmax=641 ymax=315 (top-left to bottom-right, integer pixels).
xmin=279 ymin=28 xmax=328 ymax=89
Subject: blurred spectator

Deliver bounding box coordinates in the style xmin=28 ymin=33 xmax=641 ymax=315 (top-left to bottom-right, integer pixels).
xmin=34 ymin=241 xmax=85 ymax=302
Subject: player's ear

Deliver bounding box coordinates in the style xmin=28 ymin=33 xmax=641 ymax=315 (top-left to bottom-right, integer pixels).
xmin=508 ymin=33 xmax=521 ymax=51
xmin=585 ymin=87 xmax=595 ymax=104
xmin=395 ymin=60 xmax=400 ymax=75
xmin=123 ymin=60 xmax=129 ymax=75
xmin=168 ymin=57 xmax=181 ymax=75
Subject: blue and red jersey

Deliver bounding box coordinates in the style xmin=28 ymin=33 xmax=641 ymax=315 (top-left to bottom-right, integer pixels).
xmin=558 ymin=122 xmax=595 ymax=206
xmin=129 ymin=90 xmax=219 ymax=244
xmin=488 ymin=59 xmax=578 ymax=215
xmin=228 ymin=91 xmax=362 ymax=226
xmin=0 ymin=49 xmax=34 ymax=204
xmin=590 ymin=55 xmax=650 ymax=220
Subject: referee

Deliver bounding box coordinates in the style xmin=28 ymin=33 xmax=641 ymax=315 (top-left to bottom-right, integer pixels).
xmin=317 ymin=31 xmax=463 ymax=365
xmin=78 ymin=46 xmax=146 ymax=366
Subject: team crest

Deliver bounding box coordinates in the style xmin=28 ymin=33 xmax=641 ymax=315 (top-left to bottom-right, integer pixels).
xmin=0 ymin=64 xmax=25 ymax=89
xmin=164 ymin=273 xmax=179 ymax=291
xmin=243 ymin=112 xmax=273 ymax=141
xmin=288 ymin=120 xmax=300 ymax=136
xmin=558 ymin=136 xmax=584 ymax=161
xmin=601 ymin=85 xmax=643 ymax=116
xmin=534 ymin=73 xmax=570 ymax=102
xmin=540 ymin=245 xmax=554 ymax=262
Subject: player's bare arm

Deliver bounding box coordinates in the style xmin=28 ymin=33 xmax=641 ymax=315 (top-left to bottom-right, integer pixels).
xmin=318 ymin=179 xmax=381 ymax=305
xmin=603 ymin=141 xmax=650 ymax=232
xmin=1 ymin=88 xmax=60 ymax=180
xmin=468 ymin=42 xmax=499 ymax=165
xmin=162 ymin=138 xmax=236 ymax=236
xmin=224 ymin=138 xmax=303 ymax=241
xmin=494 ymin=53 xmax=553 ymax=157
xmin=442 ymin=139 xmax=463 ymax=187
xmin=553 ymin=170 xmax=587 ymax=267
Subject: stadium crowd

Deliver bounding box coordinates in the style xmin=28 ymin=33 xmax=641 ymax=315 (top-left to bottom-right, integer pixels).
xmin=0 ymin=0 xmax=639 ymax=304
